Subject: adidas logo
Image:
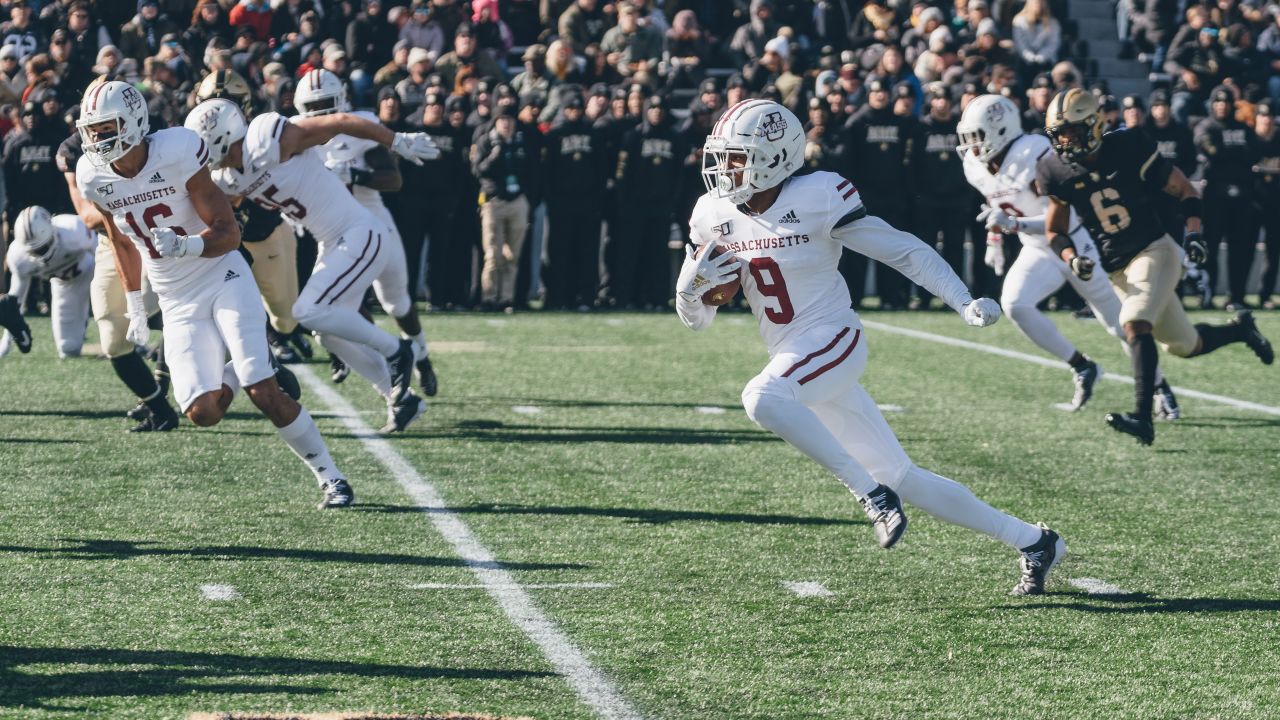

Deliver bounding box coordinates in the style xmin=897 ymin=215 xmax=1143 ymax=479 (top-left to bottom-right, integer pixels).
xmin=779 ymin=210 xmax=800 ymax=224
xmin=148 ymin=172 xmax=165 ymax=184
xmin=224 ymin=269 xmax=240 ymax=281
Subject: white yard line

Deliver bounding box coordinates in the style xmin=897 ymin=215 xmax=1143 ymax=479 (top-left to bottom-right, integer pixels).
xmin=876 ymin=404 xmax=906 ymax=413
xmin=295 ymin=367 xmax=643 ymax=720
xmin=511 ymin=405 xmax=543 ymax=415
xmin=862 ymin=320 xmax=1280 ymax=416
xmin=694 ymin=406 xmax=727 ymax=415
xmin=411 ymin=582 xmax=615 ymax=590
xmin=781 ymin=581 xmax=834 ymax=598
xmin=200 ymin=584 xmax=240 ymax=601
xmin=1069 ymin=577 xmax=1129 ymax=596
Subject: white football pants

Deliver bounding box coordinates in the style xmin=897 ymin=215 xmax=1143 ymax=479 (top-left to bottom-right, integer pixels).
xmin=740 ymin=310 xmax=1042 ymax=550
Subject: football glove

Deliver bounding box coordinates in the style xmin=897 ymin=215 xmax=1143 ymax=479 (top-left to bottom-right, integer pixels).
xmin=124 ymin=290 xmax=150 ymax=346
xmin=391 ymin=132 xmax=440 ymax=165
xmin=977 ymin=203 xmax=1019 ymax=234
xmin=1069 ymin=255 xmax=1095 ymax=281
xmin=984 ymin=234 xmax=1006 ymax=277
xmin=328 ymin=159 xmax=354 ymax=185
xmin=1183 ymin=231 xmax=1207 ymax=266
xmin=962 ymin=297 xmax=1002 ymax=327
xmin=151 ymin=227 xmax=204 ymax=258
xmin=676 ymin=241 xmax=741 ymax=302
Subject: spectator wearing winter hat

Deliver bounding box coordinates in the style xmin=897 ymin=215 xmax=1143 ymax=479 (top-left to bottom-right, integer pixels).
xmin=903 ymin=5 xmax=947 ymax=65
xmin=183 ymin=0 xmax=231 ymax=72
xmin=396 ymin=46 xmax=437 ymax=116
xmin=601 ymin=2 xmax=663 ymax=82
xmin=744 ymin=35 xmax=801 ymax=110
xmin=470 ymin=0 xmax=512 ymax=61
xmin=375 ymin=39 xmax=411 ymax=92
xmin=664 ymin=9 xmax=710 ymax=91
xmin=1011 ymin=0 xmax=1060 ymax=83
xmin=436 ymin=23 xmax=503 ymax=92
xmin=120 ymin=0 xmax=178 ymax=64
xmin=729 ymin=0 xmax=780 ymax=66
xmin=400 ymin=1 xmax=445 ymax=60
xmin=558 ymin=0 xmax=610 ymax=54
xmin=867 ymin=44 xmax=922 ymax=116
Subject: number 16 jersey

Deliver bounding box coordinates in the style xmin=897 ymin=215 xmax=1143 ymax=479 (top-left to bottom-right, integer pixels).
xmin=76 ymin=127 xmax=214 ymax=297
xmin=211 ymin=112 xmax=377 ymax=250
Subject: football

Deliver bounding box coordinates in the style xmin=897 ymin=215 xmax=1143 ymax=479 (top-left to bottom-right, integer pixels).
xmin=698 ymin=243 xmax=741 ymax=306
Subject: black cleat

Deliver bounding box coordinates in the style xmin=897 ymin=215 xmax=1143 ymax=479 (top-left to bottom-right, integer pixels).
xmin=1070 ymin=360 xmax=1101 ymax=411
xmin=1105 ymin=411 xmax=1154 ymax=445
xmin=275 ymin=362 xmax=302 ymax=401
xmin=318 ymin=478 xmax=355 ymax=509
xmin=1154 ymin=380 xmax=1181 ymax=421
xmin=130 ymin=404 xmax=180 ymax=433
xmin=416 ymin=354 xmax=438 ymax=397
xmin=859 ymin=484 xmax=908 ymax=549
xmin=269 ymin=334 xmax=300 ymax=364
xmin=127 ymin=400 xmax=149 ymax=421
xmin=1011 ymin=525 xmax=1067 ymax=596
xmin=329 ymin=353 xmax=349 ymax=384
xmin=381 ymin=391 xmax=426 ymax=433
xmin=0 ymin=295 xmax=32 ymax=353
xmin=1232 ymin=311 xmax=1274 ymax=365
xmin=289 ymin=329 xmax=314 ymax=359
xmin=387 ymin=338 xmax=415 ymax=403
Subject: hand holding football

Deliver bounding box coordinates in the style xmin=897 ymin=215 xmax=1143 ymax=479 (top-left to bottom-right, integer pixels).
xmin=697 ymin=243 xmax=742 ymax=306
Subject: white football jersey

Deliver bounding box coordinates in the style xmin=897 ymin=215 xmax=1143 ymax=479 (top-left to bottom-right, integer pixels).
xmin=212 ymin=112 xmax=377 ymax=248
xmin=963 ymin=132 xmax=1088 ymax=249
xmin=77 ymin=128 xmax=215 ymax=296
xmin=5 ymin=213 xmax=96 ymax=281
xmin=689 ymin=171 xmax=863 ymax=350
xmin=319 ymin=109 xmax=387 ymax=214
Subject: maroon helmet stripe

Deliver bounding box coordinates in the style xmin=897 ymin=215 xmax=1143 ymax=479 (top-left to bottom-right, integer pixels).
xmin=836 ymin=179 xmax=850 ymax=191
xmin=86 ymin=82 xmax=107 ymax=114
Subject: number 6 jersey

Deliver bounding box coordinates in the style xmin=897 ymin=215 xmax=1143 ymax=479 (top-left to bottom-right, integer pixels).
xmin=210 ymin=111 xmax=378 ymax=250
xmin=76 ymin=127 xmax=214 ymax=296
xmin=1036 ymin=128 xmax=1176 ymax=273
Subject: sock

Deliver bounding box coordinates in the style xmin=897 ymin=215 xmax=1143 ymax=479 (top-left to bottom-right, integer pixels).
xmin=111 ymin=353 xmax=160 ymax=400
xmin=277 ymin=407 xmax=342 ymax=484
xmin=1194 ymin=322 xmax=1246 ymax=356
xmin=222 ymin=361 xmax=242 ymax=399
xmin=301 ymin=306 xmax=400 ymax=356
xmin=1118 ymin=337 xmax=1164 ymax=384
xmin=1129 ymin=333 xmax=1157 ymax=420
xmin=409 ymin=331 xmax=427 ymax=359
xmin=1067 ymin=351 xmax=1090 ymax=370
xmin=893 ymin=465 xmax=1043 ymax=549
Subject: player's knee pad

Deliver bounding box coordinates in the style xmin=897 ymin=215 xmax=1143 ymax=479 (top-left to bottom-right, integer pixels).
xmin=741 ymin=375 xmax=798 ymax=429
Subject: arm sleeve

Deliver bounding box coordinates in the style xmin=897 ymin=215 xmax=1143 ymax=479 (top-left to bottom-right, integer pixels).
xmin=834 ymin=214 xmax=974 ymax=312
xmin=675 ymin=204 xmax=718 ymax=331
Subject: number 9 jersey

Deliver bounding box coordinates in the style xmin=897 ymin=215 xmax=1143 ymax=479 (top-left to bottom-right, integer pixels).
xmin=688 ymin=171 xmax=863 ymax=352
xmin=75 ymin=127 xmax=214 ymax=297
xmin=1036 ymin=128 xmax=1175 ymax=273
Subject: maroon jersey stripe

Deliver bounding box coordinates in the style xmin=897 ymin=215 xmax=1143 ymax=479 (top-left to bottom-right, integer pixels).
xmin=798 ymin=329 xmax=860 ymax=385
xmin=782 ymin=327 xmax=851 ymax=378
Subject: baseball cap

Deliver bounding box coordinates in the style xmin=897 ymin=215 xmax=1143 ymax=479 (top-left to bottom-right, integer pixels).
xmin=323 ymin=44 xmax=347 ymax=61
xmin=444 ymin=95 xmax=469 ymax=114
xmin=726 ymin=73 xmax=747 ymax=90
xmin=0 ymin=45 xmax=19 ymax=60
xmin=377 ymin=86 xmax=399 ymax=103
xmin=645 ymin=94 xmax=666 ymax=110
xmin=1257 ymin=100 xmax=1274 ymax=117
xmin=564 ymin=94 xmax=584 ymax=110
xmin=1210 ymin=86 xmax=1234 ymax=103
xmin=423 ymin=92 xmax=444 ymax=107
xmin=1122 ymin=94 xmax=1144 ymax=111
xmin=1032 ymin=72 xmax=1053 ymax=89
xmin=867 ymin=79 xmax=888 ymax=93
xmin=977 ymin=18 xmax=998 ymax=38
xmin=51 ymin=28 xmax=70 ymax=43
xmin=1100 ymin=95 xmax=1119 ymax=112
xmin=893 ymin=82 xmax=913 ymax=99
xmin=589 ymin=82 xmax=610 ymax=98
xmin=1148 ymin=89 xmax=1170 ymax=106
xmin=394 ymin=38 xmax=411 ymax=53
xmin=495 ymin=103 xmax=517 ymax=119
xmin=698 ymin=78 xmax=719 ymax=95
xmin=522 ymin=44 xmax=546 ymax=62
xmin=408 ymin=47 xmax=433 ymax=66
xmin=455 ymin=22 xmax=474 ymax=37
xmin=927 ymin=84 xmax=950 ymax=101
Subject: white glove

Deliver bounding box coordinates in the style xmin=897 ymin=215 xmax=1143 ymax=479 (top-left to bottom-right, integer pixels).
xmin=124 ymin=290 xmax=150 ymax=346
xmin=151 ymin=227 xmax=204 ymax=258
xmin=391 ymin=132 xmax=440 ymax=165
xmin=977 ymin=203 xmax=1019 ymax=234
xmin=328 ymin=159 xmax=354 ymax=185
xmin=984 ymin=233 xmax=1006 ymax=276
xmin=676 ymin=241 xmax=741 ymax=302
xmin=962 ymin=297 xmax=1002 ymax=327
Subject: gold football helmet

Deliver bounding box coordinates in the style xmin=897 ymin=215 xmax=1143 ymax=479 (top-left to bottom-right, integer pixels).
xmin=1045 ymin=88 xmax=1105 ymax=162
xmin=195 ymin=69 xmax=254 ymax=117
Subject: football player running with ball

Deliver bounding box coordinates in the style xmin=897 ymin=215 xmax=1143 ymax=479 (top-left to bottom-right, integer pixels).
xmin=1039 ymin=89 xmax=1274 ymax=445
xmin=75 ymin=80 xmax=355 ymax=509
xmin=678 ymin=99 xmax=1065 ymax=595
xmin=958 ymin=94 xmax=1178 ymax=416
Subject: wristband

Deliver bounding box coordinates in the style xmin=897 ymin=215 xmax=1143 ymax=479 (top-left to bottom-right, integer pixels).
xmin=1049 ymin=233 xmax=1074 ymax=256
xmin=125 ymin=289 xmax=145 ymax=315
xmin=1180 ymin=196 xmax=1202 ymax=220
xmin=185 ymin=235 xmax=205 ymax=258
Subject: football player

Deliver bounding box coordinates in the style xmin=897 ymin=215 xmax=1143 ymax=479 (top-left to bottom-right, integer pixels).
xmin=679 ymin=99 xmax=1066 ymax=595
xmin=1 ymin=207 xmax=95 ymax=359
xmin=294 ymin=68 xmax=438 ymax=397
xmin=184 ymin=98 xmax=439 ymax=432
xmin=59 ymin=79 xmax=181 ymax=431
xmin=1039 ymin=89 xmax=1274 ymax=445
xmin=75 ymin=80 xmax=355 ymax=509
xmin=957 ymin=94 xmax=1179 ymax=417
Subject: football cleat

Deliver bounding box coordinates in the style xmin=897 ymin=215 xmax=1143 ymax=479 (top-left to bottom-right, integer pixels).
xmin=1232 ymin=311 xmax=1274 ymax=365
xmin=381 ymin=391 xmax=426 ymax=434
xmin=274 ymin=362 xmax=302 ymax=401
xmin=317 ymin=478 xmax=355 ymax=509
xmin=269 ymin=333 xmax=300 ymax=364
xmin=289 ymin=329 xmax=314 ymax=359
xmin=387 ymin=338 xmax=416 ymax=403
xmin=1011 ymin=525 xmax=1066 ymax=596
xmin=1105 ymin=411 xmax=1154 ymax=445
xmin=126 ymin=400 xmax=149 ymax=421
xmin=129 ymin=404 xmax=180 ymax=433
xmin=1154 ymin=380 xmax=1181 ymax=420
xmin=0 ymin=295 xmax=32 ymax=353
xmin=1070 ymin=360 xmax=1101 ymax=411
xmin=416 ymin=354 xmax=438 ymax=397
xmin=859 ymin=484 xmax=908 ymax=549
xmin=329 ymin=353 xmax=349 ymax=384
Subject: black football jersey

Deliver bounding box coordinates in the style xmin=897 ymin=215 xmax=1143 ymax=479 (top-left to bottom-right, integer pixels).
xmin=1036 ymin=128 xmax=1175 ymax=272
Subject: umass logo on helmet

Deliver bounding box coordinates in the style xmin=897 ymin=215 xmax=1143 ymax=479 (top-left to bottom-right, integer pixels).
xmin=760 ymin=111 xmax=787 ymax=141
xmin=122 ymin=86 xmax=144 ymax=115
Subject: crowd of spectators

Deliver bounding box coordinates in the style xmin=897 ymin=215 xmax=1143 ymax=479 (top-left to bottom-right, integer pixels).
xmin=1 ymin=0 xmax=1278 ymax=315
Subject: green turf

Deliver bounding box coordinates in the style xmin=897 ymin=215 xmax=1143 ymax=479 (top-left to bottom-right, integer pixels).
xmin=2 ymin=306 xmax=1278 ymax=719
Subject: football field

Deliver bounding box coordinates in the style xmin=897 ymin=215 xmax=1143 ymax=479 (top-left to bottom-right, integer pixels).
xmin=2 ymin=307 xmax=1278 ymax=719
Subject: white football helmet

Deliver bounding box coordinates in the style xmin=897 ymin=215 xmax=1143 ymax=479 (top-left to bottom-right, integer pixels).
xmin=956 ymin=94 xmax=1023 ymax=163
xmin=184 ymin=98 xmax=248 ymax=168
xmin=294 ymin=68 xmax=349 ymax=117
xmin=15 ymin=206 xmax=55 ymax=262
xmin=702 ymin=99 xmax=804 ymax=204
xmin=77 ymin=80 xmax=149 ymax=165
